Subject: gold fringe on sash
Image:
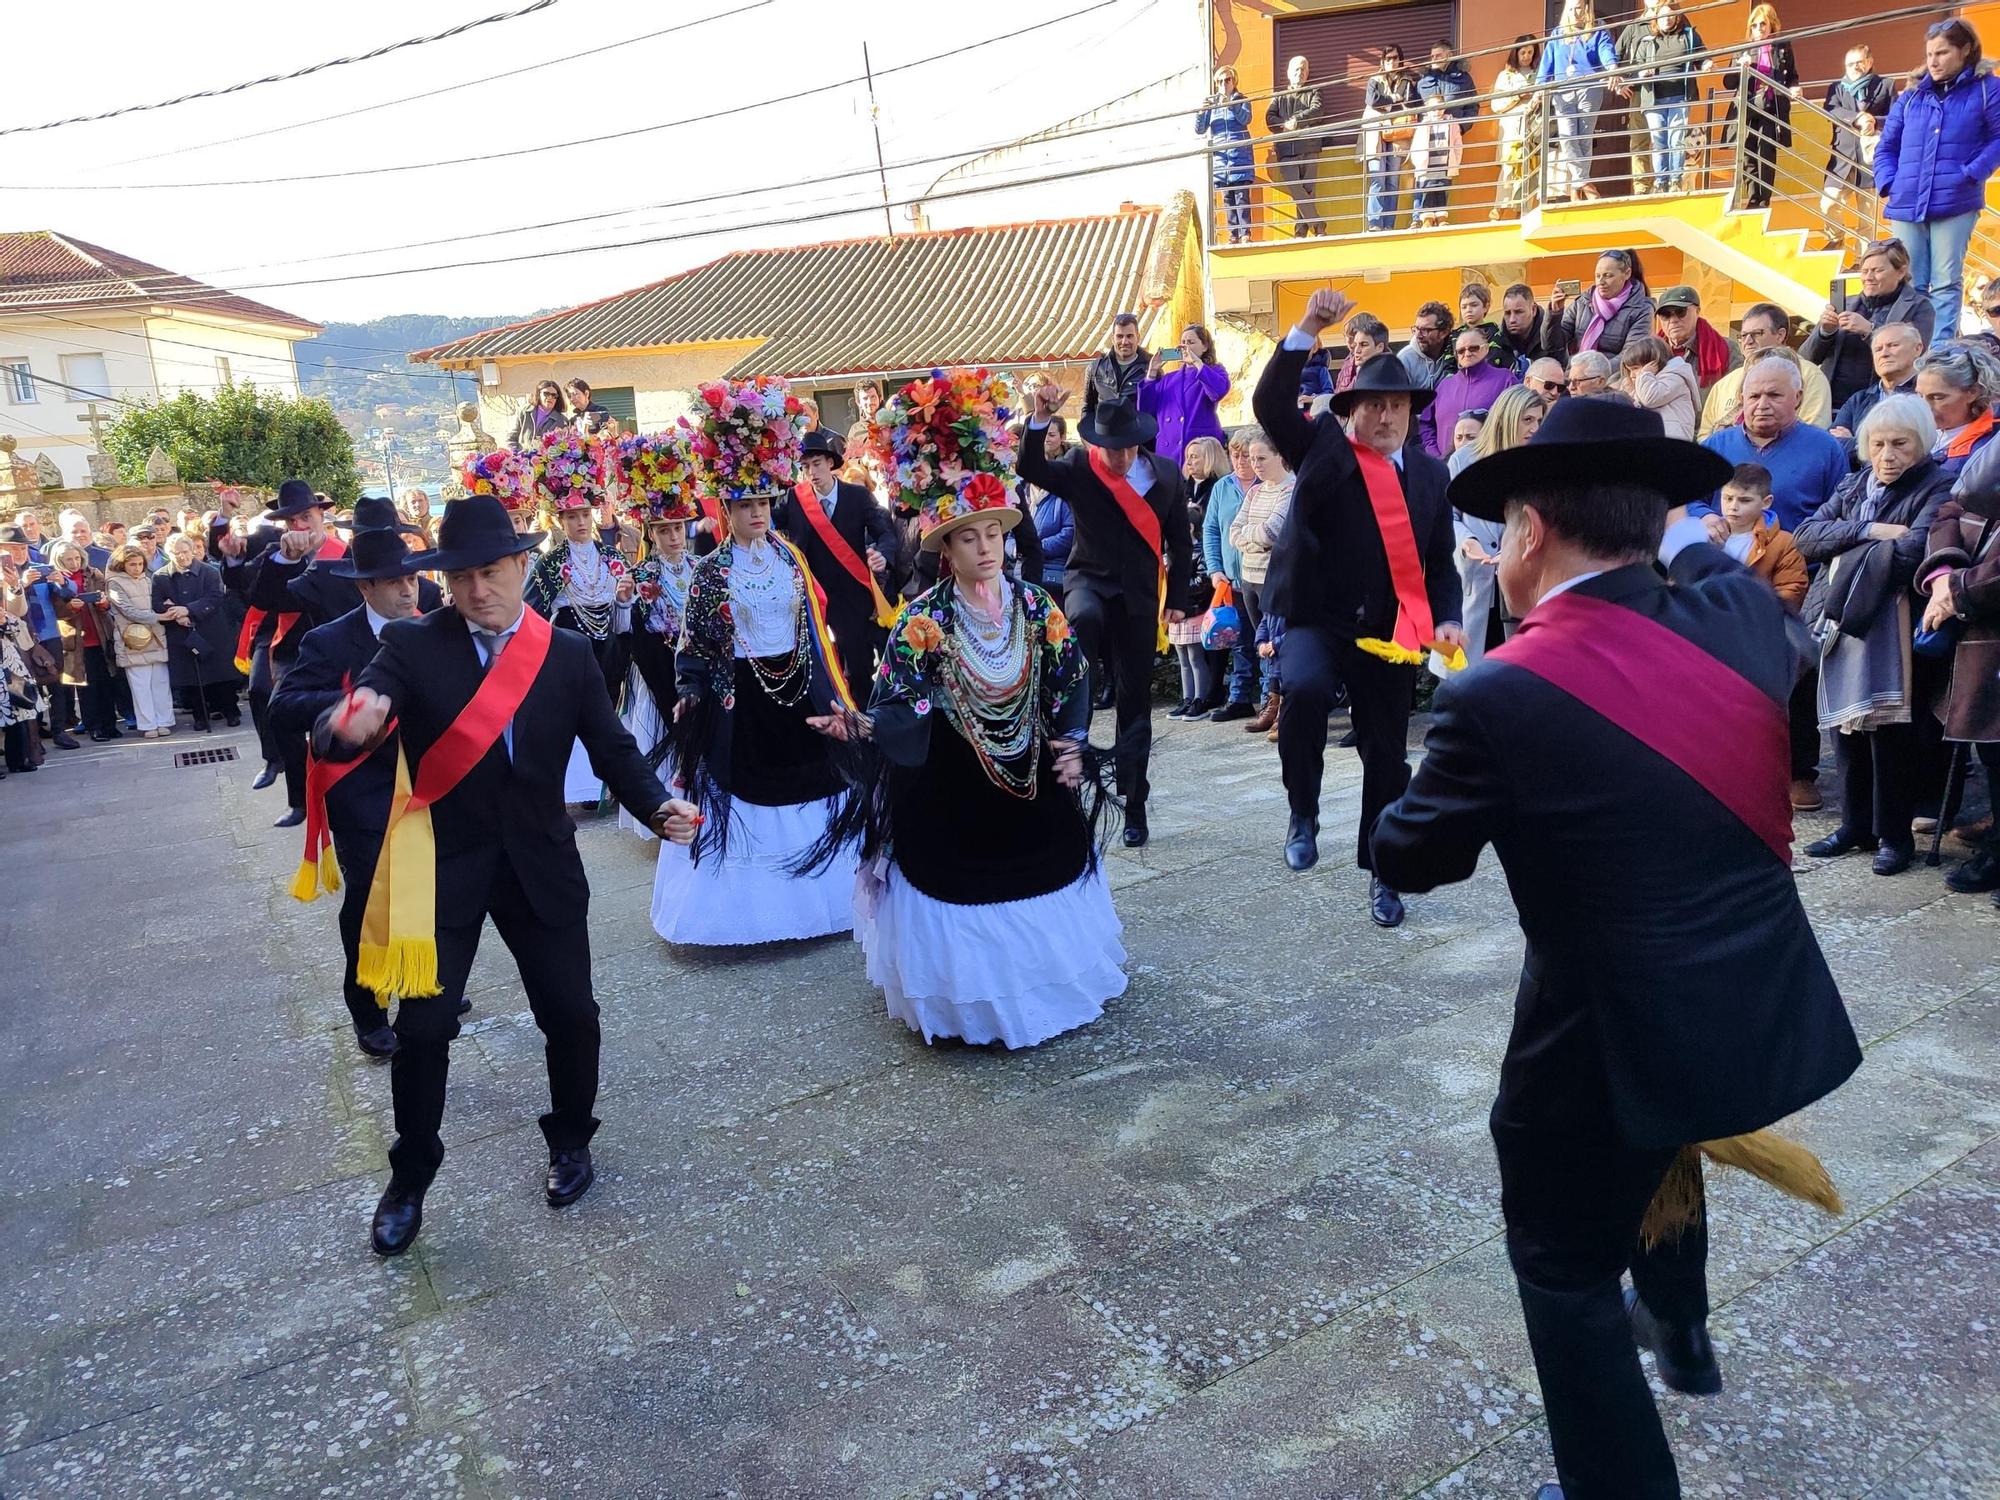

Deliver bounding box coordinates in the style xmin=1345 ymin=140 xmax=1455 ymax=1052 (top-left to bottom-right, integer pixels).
xmin=1640 ymin=1130 xmax=1844 ymax=1249
xmin=353 ymin=744 xmax=441 ymax=1006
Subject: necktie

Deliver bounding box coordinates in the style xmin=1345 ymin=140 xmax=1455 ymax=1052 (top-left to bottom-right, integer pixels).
xmin=474 ymin=629 xmax=507 ymax=670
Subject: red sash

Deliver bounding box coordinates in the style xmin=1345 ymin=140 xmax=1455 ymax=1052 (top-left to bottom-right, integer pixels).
xmin=411 ymin=607 xmax=552 ymax=809
xmin=1085 ymin=447 xmax=1168 ymax=649
xmin=292 ymin=699 xmax=395 ymax=902
xmin=791 ymin=482 xmax=896 ymax=627
xmin=1489 ymin=590 xmax=1793 ymax=863
xmin=235 ymin=535 xmax=349 ymax=670
xmin=1351 ymin=438 xmax=1461 ymax=668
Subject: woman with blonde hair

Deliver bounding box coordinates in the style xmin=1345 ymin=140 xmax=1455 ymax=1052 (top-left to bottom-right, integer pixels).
xmin=104 ymin=541 xmax=175 ymax=736
xmin=1444 ymin=385 xmax=1549 ymax=667
xmin=1536 ymin=0 xmax=1620 ymax=200
xmin=1727 ymin=2 xmax=1801 ymax=209
xmin=1169 ymin=435 xmax=1229 ymax=719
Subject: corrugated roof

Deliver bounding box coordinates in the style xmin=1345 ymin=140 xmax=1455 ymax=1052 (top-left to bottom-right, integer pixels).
xmin=411 ymin=206 xmax=1180 ymax=377
xmin=0 ymin=230 xmax=321 ymax=334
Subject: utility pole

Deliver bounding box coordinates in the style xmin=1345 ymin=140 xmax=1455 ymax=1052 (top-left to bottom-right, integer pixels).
xmin=862 ymin=43 xmax=893 ymax=236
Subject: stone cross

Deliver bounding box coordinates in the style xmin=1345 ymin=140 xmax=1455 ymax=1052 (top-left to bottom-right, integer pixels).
xmin=77 ymin=401 xmax=114 ymax=447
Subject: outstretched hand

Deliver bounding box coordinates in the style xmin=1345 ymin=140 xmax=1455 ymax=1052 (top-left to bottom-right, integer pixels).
xmin=806 ymin=708 xmax=874 ymax=742
xmin=330 ymin=686 xmax=390 ymax=747
xmin=649 ymin=798 xmax=702 ymax=845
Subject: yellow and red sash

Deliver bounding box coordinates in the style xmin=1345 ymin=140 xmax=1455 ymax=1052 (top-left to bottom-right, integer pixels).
xmin=1085 ymin=447 xmax=1169 ymax=650
xmin=791 ymin=482 xmax=897 ymax=628
xmin=353 ymin=609 xmax=552 ymax=1004
xmin=289 ymin=717 xmax=391 ymax=903
xmin=1349 ymin=439 xmax=1467 ymax=672
xmin=232 ymin=535 xmax=349 ymax=672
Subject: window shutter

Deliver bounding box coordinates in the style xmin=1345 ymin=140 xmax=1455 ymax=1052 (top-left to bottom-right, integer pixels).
xmin=1273 ymin=1 xmax=1456 ymax=148
xmin=594 ymin=385 xmax=638 ymax=430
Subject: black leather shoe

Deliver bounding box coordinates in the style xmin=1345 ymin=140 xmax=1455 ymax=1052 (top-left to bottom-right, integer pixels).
xmin=456 ymin=996 xmax=472 ymax=1016
xmin=546 ymin=1147 xmax=595 ymax=1207
xmin=51 ymin=731 xmax=80 ymax=750
xmin=370 ymin=1182 xmax=425 ymax=1257
xmin=1871 ymin=844 xmax=1913 ymax=877
xmin=1284 ymin=815 xmax=1319 ymax=871
xmin=1336 ymin=727 xmax=1359 ymax=749
xmin=1626 ymin=1285 xmax=1722 ymax=1395
xmin=251 ymin=761 xmax=280 ymax=790
xmin=1165 ymin=698 xmax=1194 ymax=720
xmin=355 ymin=1024 xmax=397 ymax=1059
xmin=1368 ymin=877 xmax=1405 ymax=928
xmin=1804 ymin=829 xmax=1877 ymax=859
xmin=1946 ymin=848 xmax=2000 ymax=893
xmin=1092 ymin=684 xmax=1115 ymax=711
xmin=273 ymin=807 xmax=305 ymax=829
xmin=1209 ymin=699 xmax=1255 ymax=723
xmin=1535 ymin=1486 xmax=1565 ymax=1500
xmin=1122 ymin=816 xmax=1149 ymax=849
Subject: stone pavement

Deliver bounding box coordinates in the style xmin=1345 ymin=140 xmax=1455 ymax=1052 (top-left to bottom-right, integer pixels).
xmin=2 ymin=708 xmax=1998 ymax=1500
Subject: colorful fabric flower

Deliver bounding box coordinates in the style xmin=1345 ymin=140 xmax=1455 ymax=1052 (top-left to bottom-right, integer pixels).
xmin=683 ymin=377 xmax=805 ymax=502
xmin=901 ymin=612 xmax=944 ymax=654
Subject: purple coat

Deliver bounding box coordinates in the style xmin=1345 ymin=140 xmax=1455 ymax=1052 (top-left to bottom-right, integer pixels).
xmin=1423 ymin=362 xmax=1519 ymax=456
xmin=1138 ymin=361 xmax=1231 ymax=464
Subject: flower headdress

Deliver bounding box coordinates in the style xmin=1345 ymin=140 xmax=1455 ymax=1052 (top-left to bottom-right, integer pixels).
xmin=529 ymin=429 xmax=608 ymax=517
xmin=614 ymin=426 xmax=700 ymax=523
xmin=681 ymin=377 xmax=805 ymax=502
xmin=459 ymin=448 xmax=535 ymax=512
xmin=869 ymin=368 xmax=1022 ymax=549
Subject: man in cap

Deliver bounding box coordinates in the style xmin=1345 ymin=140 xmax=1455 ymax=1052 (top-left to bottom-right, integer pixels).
xmin=271 ymin=507 xmax=446 ymax=1059
xmin=780 ymin=426 xmax=900 ymax=690
xmin=1371 ymin=399 xmax=1861 ymax=1500
xmin=1653 ymin=284 xmax=1742 ymax=396
xmin=1019 ymin=385 xmax=1195 ymax=847
xmin=317 ymin=495 xmax=700 ymax=1256
xmin=1253 ymin=289 xmax=1464 ymax=924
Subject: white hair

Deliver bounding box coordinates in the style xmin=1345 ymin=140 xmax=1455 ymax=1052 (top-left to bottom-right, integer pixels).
xmin=1871 ymin=321 xmax=1923 ymax=347
xmin=1744 ymin=352 xmax=1804 ymax=394
xmin=58 ymin=507 xmax=91 ymax=533
xmin=1569 ymin=350 xmax=1614 ymax=382
xmin=1855 ymin=392 xmax=1937 ymax=454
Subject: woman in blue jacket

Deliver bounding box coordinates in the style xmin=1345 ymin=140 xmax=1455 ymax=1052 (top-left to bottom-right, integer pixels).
xmin=1878 ymin=20 xmax=2000 ymax=349
xmin=1196 ymin=67 xmax=1255 ymax=244
xmin=1017 ymin=416 xmax=1074 ymax=595
xmin=1537 ymin=0 xmax=1621 ymax=201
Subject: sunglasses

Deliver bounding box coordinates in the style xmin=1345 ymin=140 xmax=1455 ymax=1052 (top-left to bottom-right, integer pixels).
xmin=1538 ymin=379 xmax=1571 ymax=393
xmin=1464 ymin=407 xmax=1492 ymax=420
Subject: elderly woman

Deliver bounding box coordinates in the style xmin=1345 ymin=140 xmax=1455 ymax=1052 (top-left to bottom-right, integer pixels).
xmin=1725 ymin=3 xmax=1801 ymax=210
xmin=1227 ymin=427 xmax=1296 ymax=735
xmin=152 ymin=532 xmax=240 ymax=730
xmin=1423 ymin=324 xmax=1519 ymax=456
xmin=1445 ymin=386 xmax=1547 ymax=668
xmin=1797 ymin=395 xmax=1955 ymax=874
xmin=1567 ymin=349 xmax=1615 ymax=395
xmin=45 ymin=539 xmax=119 ymax=741
xmin=1803 ymin=239 xmax=1937 ymax=409
xmin=1916 ymin=342 xmax=2000 ymax=478
xmin=1916 ymin=456 xmax=2000 ymax=899
xmin=1542 ymin=249 xmax=1656 ymax=360
xmin=104 ymin=542 xmax=174 ymax=737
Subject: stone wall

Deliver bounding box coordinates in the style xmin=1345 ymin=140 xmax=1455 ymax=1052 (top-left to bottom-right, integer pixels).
xmin=2 ymin=482 xmax=265 ymax=532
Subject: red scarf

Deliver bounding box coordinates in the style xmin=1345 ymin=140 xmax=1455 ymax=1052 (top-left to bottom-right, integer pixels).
xmin=1085 ymin=446 xmax=1168 ymax=649
xmin=1489 ymin=589 xmax=1792 ymax=862
xmin=1687 ymin=317 xmax=1733 ymax=390
xmin=790 ymin=481 xmax=896 ymax=627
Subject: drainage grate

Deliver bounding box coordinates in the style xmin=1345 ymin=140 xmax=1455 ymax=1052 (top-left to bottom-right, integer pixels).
xmin=173 ymin=747 xmax=240 ymax=767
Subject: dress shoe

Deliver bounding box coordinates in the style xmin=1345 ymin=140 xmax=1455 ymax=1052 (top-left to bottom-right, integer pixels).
xmin=1625 ymin=1286 xmax=1722 ymax=1395
xmin=1368 ymin=877 xmax=1405 ymax=928
xmin=224 ymin=712 xmax=242 ymax=727
xmin=457 ymin=995 xmax=473 ymax=1016
xmin=251 ymin=761 xmax=280 ymax=790
xmin=1246 ymin=692 xmax=1280 ymax=734
xmin=1092 ymin=683 xmax=1115 ymax=711
xmin=1789 ymin=777 xmax=1823 ymax=811
xmin=1871 ymin=844 xmax=1913 ymax=877
xmin=52 ymin=730 xmax=80 ymax=749
xmin=89 ymin=731 xmax=118 ymax=742
xmin=370 ymin=1181 xmax=425 ymax=1257
xmin=355 ymin=1024 xmax=397 ymax=1059
xmin=1946 ymin=847 xmax=2000 ymax=893
xmin=273 ymin=806 xmax=306 ymax=829
xmin=1122 ymin=811 xmax=1149 ymax=849
xmin=1209 ymin=699 xmax=1255 ymax=723
xmin=1535 ymin=1486 xmax=1565 ymax=1500
xmin=1165 ymin=698 xmax=1194 ymax=720
xmin=1284 ymin=815 xmax=1319 ymax=871
xmin=1804 ymin=828 xmax=1877 ymax=859
xmin=1336 ymin=727 xmax=1359 ymax=749
xmin=546 ymin=1147 xmax=595 ymax=1207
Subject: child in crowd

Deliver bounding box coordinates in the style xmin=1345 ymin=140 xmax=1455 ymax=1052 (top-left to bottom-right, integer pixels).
xmin=1256 ymin=610 xmax=1286 ymax=743
xmin=1620 ymin=334 xmax=1700 ymax=440
xmin=1717 ymin=463 xmax=1808 ymax=609
xmin=1409 ymin=101 xmax=1461 ymax=230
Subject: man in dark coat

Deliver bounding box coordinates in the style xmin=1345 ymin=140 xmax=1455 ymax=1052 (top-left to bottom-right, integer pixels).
xmin=271 ymin=522 xmax=447 ymax=1061
xmin=1371 ymin=400 xmax=1862 ymax=1500
xmin=1018 ymin=386 xmax=1195 ymax=847
xmin=1081 ymin=313 xmax=1148 ymax=423
xmin=1266 ymin=54 xmax=1328 ymax=236
xmin=316 ymin=496 xmax=697 ymax=1257
xmin=1253 ymin=290 xmax=1465 ymax=924
xmin=778 ymin=428 xmax=901 ymax=692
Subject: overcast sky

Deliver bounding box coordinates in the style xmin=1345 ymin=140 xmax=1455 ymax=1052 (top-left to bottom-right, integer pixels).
xmin=3 ymin=0 xmax=1203 ymax=328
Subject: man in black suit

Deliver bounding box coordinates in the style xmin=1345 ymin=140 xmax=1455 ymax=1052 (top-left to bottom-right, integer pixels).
xmin=779 ymin=428 xmax=900 ymax=692
xmin=270 ymin=521 xmax=445 ymax=1061
xmin=317 ymin=496 xmax=698 ymax=1257
xmin=1254 ymin=290 xmax=1465 ymax=922
xmin=1372 ymin=401 xmax=1862 ymax=1500
xmin=1016 ymin=386 xmax=1195 ymax=847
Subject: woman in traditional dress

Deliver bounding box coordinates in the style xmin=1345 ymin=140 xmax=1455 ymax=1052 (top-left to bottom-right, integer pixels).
xmin=809 ymin=373 xmax=1126 ymax=1050
xmin=651 ymin=379 xmax=859 ymax=944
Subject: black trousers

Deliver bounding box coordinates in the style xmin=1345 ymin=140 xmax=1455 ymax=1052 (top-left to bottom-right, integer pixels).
xmin=386 ymin=856 xmax=601 ymax=1191
xmin=1278 ymin=626 xmax=1414 ymax=870
xmin=334 ymin=834 xmax=388 ymax=1039
xmin=78 ymin=645 xmax=118 ymax=737
xmin=1493 ymin=1109 xmax=1705 ymax=1500
xmin=268 ymin=651 xmax=309 ymax=809
xmin=1788 ymin=670 xmax=1822 ymax=780
xmin=553 ymin=609 xmax=630 ymax=707
xmin=1742 ymin=121 xmax=1779 ymax=203
xmin=1835 ymin=721 xmax=1918 ymax=852
xmin=825 ymin=607 xmax=886 ymax=704
xmin=1065 ymin=578 xmax=1159 ymax=814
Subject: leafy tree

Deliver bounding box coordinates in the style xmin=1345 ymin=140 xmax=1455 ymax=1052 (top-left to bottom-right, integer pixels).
xmin=105 ymin=383 xmax=359 ymax=503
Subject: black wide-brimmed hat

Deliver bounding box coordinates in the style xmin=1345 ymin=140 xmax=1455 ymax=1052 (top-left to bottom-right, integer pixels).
xmin=269 ymin=478 xmax=325 ymax=518
xmin=800 ymin=428 xmax=846 ymax=465
xmin=323 ymin=525 xmax=430 ymax=581
xmin=1329 ymin=354 xmax=1435 ymax=419
xmin=417 ymin=494 xmax=543 ymax=572
xmin=335 ymin=494 xmax=426 ymax=538
xmin=1447 ymin=398 xmax=1736 ymax=523
xmin=0 ymin=524 xmax=27 ymax=546
xmin=1078 ymin=398 xmax=1157 ymax=449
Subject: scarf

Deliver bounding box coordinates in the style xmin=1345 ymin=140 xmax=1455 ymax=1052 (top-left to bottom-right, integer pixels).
xmin=1944 ymin=409 xmax=1998 ymax=461
xmin=1580 ymin=282 xmax=1634 ymax=352
xmin=1688 ymin=317 xmax=1733 ymax=389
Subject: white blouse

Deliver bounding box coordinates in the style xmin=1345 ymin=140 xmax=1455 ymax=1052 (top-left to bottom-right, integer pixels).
xmin=727 ymin=541 xmax=802 ymax=659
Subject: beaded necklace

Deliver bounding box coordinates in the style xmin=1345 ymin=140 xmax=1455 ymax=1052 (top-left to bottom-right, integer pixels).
xmin=727 ymin=540 xmax=811 ymax=704
xmin=560 ymin=541 xmax=618 ymax=640
xmin=939 ymin=582 xmax=1043 ymax=798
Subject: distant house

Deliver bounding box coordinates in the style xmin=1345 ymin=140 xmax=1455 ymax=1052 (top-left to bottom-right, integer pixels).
xmin=412 ymin=196 xmax=1204 ymax=439
xmin=0 ymin=231 xmax=321 ymax=487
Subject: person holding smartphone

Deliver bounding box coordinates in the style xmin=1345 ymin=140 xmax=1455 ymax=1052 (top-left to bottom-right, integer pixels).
xmin=1138 ymin=323 xmax=1231 ymax=468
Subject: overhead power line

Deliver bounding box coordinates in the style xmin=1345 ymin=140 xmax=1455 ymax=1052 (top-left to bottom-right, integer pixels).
xmin=0 ymin=0 xmax=563 ymax=139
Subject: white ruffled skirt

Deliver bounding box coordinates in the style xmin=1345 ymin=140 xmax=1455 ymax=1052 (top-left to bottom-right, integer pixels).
xmin=649 ymin=796 xmax=857 ymax=945
xmin=563 ymin=736 xmax=603 ymax=806
xmin=858 ymin=862 xmax=1125 ymax=1050
xmin=617 ymin=677 xmax=667 ymax=841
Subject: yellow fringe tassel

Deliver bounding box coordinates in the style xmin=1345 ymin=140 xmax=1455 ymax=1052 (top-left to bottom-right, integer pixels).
xmin=1355 ymin=636 xmax=1468 ymax=672
xmin=354 ymin=936 xmax=439 ymax=1007
xmin=232 ymin=653 xmax=252 ymax=674
xmin=1641 ymin=1130 xmax=1844 ymax=1249
xmin=320 ymin=843 xmax=342 ymax=894
xmin=289 ymin=858 xmax=322 ymax=903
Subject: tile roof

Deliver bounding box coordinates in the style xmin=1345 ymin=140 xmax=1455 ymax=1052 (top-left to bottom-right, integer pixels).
xmin=0 ymin=231 xmax=321 ymax=334
xmin=411 ymin=203 xmax=1190 ymax=378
